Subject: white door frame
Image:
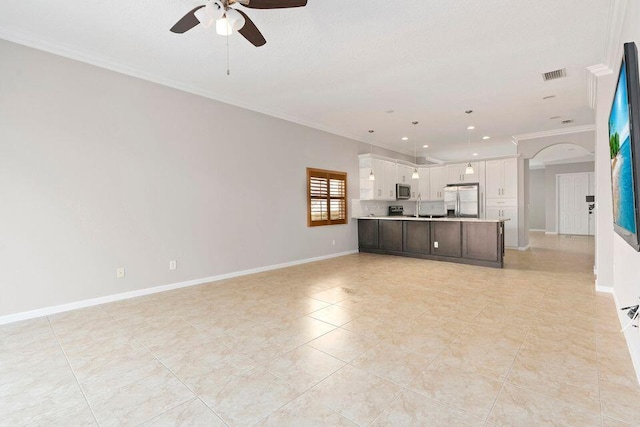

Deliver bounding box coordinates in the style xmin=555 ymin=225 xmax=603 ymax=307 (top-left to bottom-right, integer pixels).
xmin=555 ymin=172 xmax=594 ymax=235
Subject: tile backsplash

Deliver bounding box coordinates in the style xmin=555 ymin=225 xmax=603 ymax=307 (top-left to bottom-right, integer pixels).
xmin=351 ymin=199 xmax=445 ymax=218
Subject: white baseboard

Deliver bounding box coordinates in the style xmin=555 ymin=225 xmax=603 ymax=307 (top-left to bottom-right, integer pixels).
xmin=545 ymin=231 xmax=558 ymax=235
xmin=595 ymin=285 xmax=614 ymax=294
xmin=517 ymin=245 xmax=530 ymax=251
xmin=529 ymin=229 xmax=545 ymax=232
xmin=0 ymin=250 xmax=358 ymax=326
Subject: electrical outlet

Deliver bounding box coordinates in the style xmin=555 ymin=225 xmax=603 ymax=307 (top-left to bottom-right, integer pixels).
xmin=434 ymin=241 xmax=438 ymax=248
xmin=116 ymin=267 xmax=125 ymax=279
xmin=169 ymin=260 xmax=177 ymax=271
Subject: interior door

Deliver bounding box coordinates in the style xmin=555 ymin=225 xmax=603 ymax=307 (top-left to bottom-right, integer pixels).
xmin=558 ymin=173 xmax=590 ymax=235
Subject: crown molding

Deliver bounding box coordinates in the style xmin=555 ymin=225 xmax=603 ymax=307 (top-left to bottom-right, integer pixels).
xmin=424 ymin=156 xmax=445 ymax=165
xmin=584 ymin=0 xmax=628 ymax=109
xmin=604 ymin=0 xmax=629 ymax=71
xmin=0 ymin=27 xmax=415 ymax=159
xmin=586 ymin=64 xmax=614 ymax=109
xmin=513 ymin=124 xmax=596 ymax=142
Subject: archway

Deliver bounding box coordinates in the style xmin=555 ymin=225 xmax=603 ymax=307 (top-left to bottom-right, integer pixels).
xmin=528 ymin=143 xmax=595 ymax=235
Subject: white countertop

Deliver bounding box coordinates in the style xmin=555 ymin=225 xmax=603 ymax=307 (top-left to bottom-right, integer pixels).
xmin=357 ymin=216 xmax=510 ymax=223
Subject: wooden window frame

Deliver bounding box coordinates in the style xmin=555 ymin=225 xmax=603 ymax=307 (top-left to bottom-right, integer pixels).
xmin=307 ymin=168 xmax=348 ymax=227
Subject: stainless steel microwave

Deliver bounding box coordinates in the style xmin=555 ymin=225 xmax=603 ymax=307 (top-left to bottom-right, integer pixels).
xmin=396 ymin=183 xmax=411 ymax=200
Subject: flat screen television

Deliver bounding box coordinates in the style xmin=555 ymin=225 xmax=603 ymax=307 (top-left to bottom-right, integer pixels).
xmin=609 ymin=41 xmax=640 ymax=251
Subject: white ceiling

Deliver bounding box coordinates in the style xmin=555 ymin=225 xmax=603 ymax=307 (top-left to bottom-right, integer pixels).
xmin=0 ymin=1 xmax=611 ymax=161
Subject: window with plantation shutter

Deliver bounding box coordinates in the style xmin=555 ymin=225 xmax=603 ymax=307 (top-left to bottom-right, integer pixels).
xmin=307 ymin=168 xmax=348 ymax=227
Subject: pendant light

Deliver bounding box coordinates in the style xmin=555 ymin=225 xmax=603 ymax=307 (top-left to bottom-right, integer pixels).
xmin=465 ymin=130 xmax=474 ymax=174
xmin=465 ymin=162 xmax=474 ymax=175
xmin=465 ymin=111 xmax=475 ymax=175
xmin=411 ymin=121 xmax=419 ymax=179
xmin=368 ymin=130 xmax=375 ymax=181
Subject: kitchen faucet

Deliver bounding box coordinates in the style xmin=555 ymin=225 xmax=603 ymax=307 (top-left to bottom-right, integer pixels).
xmin=415 ymin=194 xmax=421 ymax=217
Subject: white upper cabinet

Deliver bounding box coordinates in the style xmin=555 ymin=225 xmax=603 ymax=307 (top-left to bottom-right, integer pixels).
xmin=446 ymin=162 xmax=480 ymax=184
xmin=502 ymin=158 xmax=518 ymax=198
xmin=383 ymin=161 xmax=397 ymax=200
xmin=417 ymin=168 xmax=430 ymax=200
xmin=359 ymin=156 xmax=385 ymax=200
xmin=397 ymin=165 xmax=413 ymax=184
xmin=429 ymin=166 xmax=446 ymax=200
xmin=485 ymin=158 xmax=517 ymax=199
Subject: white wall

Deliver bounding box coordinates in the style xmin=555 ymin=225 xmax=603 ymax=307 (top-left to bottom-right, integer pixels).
xmin=0 ymin=39 xmax=369 ymax=318
xmin=544 ymin=162 xmax=595 ymax=233
xmin=529 ymin=168 xmax=546 ymax=230
xmin=595 ymin=0 xmax=640 ymax=380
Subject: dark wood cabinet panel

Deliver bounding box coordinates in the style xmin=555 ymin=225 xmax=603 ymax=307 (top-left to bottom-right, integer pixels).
xmin=379 ymin=220 xmax=403 ymax=252
xmin=462 ymin=222 xmax=500 ymax=261
xmin=430 ymin=221 xmax=461 ymax=257
xmin=358 ymin=219 xmax=379 ymax=249
xmin=403 ymin=221 xmax=430 ymax=254
xmin=358 ymin=219 xmax=503 ymax=268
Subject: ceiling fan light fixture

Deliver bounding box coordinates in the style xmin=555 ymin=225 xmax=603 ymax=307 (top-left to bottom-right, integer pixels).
xmin=196 ymin=2 xmax=223 ymax=28
xmin=195 ymin=8 xmax=215 ymax=28
xmin=216 ymin=8 xmax=246 ymax=35
xmin=369 ymin=169 xmax=375 ymax=181
xmin=216 ymin=16 xmax=233 ymax=35
xmin=226 ymin=8 xmax=246 ymax=30
xmin=412 ymin=168 xmax=419 ymax=179
xmin=465 ymin=163 xmax=474 ymax=175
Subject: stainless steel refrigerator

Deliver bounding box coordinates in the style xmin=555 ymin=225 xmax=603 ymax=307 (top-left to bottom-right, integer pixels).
xmin=444 ymin=184 xmax=480 ymax=218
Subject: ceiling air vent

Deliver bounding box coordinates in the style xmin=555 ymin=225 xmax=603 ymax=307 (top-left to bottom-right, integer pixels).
xmin=542 ymin=68 xmax=567 ymax=81
xmin=561 ymin=119 xmax=574 ymax=124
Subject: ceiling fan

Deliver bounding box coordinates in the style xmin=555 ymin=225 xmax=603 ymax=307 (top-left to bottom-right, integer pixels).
xmin=170 ymin=0 xmax=307 ymax=47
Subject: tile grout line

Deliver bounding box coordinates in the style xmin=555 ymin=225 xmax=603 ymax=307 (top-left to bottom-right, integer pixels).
xmin=594 ymin=323 xmax=605 ymax=427
xmin=252 ymin=360 xmax=354 ymax=425
xmin=365 ymin=319 xmax=480 ymax=426
xmin=481 ymin=324 xmax=533 ymax=427
xmin=46 ymin=316 xmax=101 ymax=427
xmin=109 ymin=315 xmax=230 ymax=427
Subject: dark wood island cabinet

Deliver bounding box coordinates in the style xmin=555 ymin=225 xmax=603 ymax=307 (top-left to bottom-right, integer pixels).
xmin=358 ymin=217 xmax=506 ymax=268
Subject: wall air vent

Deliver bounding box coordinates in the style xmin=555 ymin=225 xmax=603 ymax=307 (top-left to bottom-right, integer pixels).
xmin=542 ymin=68 xmax=567 ymax=81
xmin=561 ymin=119 xmax=574 ymax=124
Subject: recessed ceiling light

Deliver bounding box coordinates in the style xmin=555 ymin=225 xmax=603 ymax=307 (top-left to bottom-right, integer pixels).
xmin=550 ymin=116 xmax=561 ymax=120
xmin=467 ymin=125 xmax=475 ymax=130
xmin=423 ymin=144 xmax=429 ymax=148
xmin=472 ymin=153 xmax=479 ymax=156
xmin=402 ymin=137 xmax=408 ymax=141
xmin=482 ymin=136 xmax=490 ymax=140
xmin=542 ymin=95 xmax=557 ymax=100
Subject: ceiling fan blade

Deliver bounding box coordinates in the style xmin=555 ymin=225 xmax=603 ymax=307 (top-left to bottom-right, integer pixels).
xmin=241 ymin=0 xmax=307 ymax=9
xmin=236 ymin=10 xmax=267 ymax=47
xmin=170 ymin=6 xmax=206 ymax=33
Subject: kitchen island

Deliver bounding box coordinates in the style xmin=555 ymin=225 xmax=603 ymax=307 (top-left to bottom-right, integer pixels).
xmin=358 ymin=217 xmax=509 ymax=268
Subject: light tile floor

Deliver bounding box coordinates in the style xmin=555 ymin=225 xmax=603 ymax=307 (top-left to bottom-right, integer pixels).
xmin=1 ymin=232 xmax=639 ymax=426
